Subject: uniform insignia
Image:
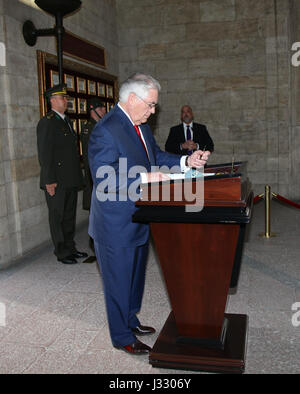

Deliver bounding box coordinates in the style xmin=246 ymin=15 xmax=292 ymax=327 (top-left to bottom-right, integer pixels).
xmin=46 ymin=112 xmax=55 ymax=120
xmin=82 ymin=121 xmax=90 ymax=134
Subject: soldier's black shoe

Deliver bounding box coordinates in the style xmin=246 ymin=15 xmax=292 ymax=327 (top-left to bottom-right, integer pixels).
xmin=82 ymin=255 xmax=97 ymax=263
xmin=71 ymin=251 xmax=88 ymax=259
xmin=58 ymin=255 xmax=78 ymax=264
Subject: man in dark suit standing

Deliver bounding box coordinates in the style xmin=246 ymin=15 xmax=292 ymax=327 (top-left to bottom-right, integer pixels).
xmin=165 ymin=105 xmax=214 ymax=155
xmin=88 ymin=73 xmax=210 ymax=355
xmin=37 ymin=84 xmax=87 ymax=265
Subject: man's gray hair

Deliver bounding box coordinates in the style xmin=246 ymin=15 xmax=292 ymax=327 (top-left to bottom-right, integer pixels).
xmin=119 ymin=73 xmax=161 ymax=102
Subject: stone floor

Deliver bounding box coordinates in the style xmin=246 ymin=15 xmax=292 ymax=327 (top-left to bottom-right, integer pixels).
xmin=0 ymin=199 xmax=300 ymax=374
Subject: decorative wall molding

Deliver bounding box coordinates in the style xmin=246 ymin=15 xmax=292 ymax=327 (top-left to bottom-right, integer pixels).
xmin=62 ymin=30 xmax=106 ymax=69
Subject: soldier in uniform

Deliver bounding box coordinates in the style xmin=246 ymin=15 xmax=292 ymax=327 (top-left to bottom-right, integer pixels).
xmin=80 ymin=98 xmax=106 ymax=263
xmin=37 ymin=83 xmax=88 ymax=264
xmin=81 ymin=98 xmax=106 ymax=211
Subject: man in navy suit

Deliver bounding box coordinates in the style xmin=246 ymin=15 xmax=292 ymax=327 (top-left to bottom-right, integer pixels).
xmin=88 ymin=73 xmax=210 ymax=355
xmin=165 ymin=105 xmax=214 ymax=155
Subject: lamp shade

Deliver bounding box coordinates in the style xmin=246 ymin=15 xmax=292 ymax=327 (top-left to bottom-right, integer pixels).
xmin=34 ymin=0 xmax=81 ymax=17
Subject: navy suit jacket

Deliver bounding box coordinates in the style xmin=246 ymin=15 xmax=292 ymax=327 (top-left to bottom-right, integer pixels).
xmin=88 ymin=105 xmax=181 ymax=248
xmin=165 ymin=122 xmax=214 ymax=155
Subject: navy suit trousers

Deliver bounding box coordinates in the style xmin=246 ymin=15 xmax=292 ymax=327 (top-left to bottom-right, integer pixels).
xmin=94 ymin=240 xmax=149 ymax=347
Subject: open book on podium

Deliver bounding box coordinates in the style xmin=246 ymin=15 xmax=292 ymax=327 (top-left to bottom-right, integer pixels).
xmin=133 ymin=162 xmax=253 ymax=373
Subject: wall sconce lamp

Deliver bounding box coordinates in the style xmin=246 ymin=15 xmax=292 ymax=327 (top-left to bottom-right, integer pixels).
xmin=22 ymin=0 xmax=82 ymax=84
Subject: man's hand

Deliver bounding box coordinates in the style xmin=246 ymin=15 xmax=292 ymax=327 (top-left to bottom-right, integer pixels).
xmin=46 ymin=183 xmax=57 ymax=196
xmin=181 ymin=140 xmax=197 ymax=151
xmin=187 ymin=150 xmax=210 ymax=168
xmin=146 ymin=172 xmax=171 ymax=183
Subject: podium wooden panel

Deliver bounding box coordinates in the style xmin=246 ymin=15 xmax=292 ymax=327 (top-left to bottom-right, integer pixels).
xmin=133 ymin=162 xmax=253 ymax=373
xmin=150 ymin=312 xmax=248 ymax=373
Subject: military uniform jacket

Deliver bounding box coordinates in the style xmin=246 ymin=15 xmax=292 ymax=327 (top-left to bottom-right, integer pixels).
xmin=80 ymin=118 xmax=97 ymax=210
xmin=81 ymin=118 xmax=96 ymax=176
xmin=37 ymin=111 xmax=84 ymax=190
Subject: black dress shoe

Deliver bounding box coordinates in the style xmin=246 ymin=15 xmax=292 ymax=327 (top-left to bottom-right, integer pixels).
xmin=82 ymin=255 xmax=97 ymax=263
xmin=132 ymin=324 xmax=156 ymax=336
xmin=57 ymin=255 xmax=78 ymax=264
xmin=71 ymin=251 xmax=88 ymax=259
xmin=116 ymin=339 xmax=151 ymax=355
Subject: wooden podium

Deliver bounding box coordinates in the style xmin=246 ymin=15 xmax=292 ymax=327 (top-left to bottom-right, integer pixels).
xmin=133 ymin=162 xmax=253 ymax=373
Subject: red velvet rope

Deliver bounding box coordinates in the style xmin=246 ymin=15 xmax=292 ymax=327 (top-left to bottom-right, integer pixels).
xmin=253 ymin=195 xmax=264 ymax=204
xmin=272 ymin=193 xmax=300 ymax=209
xmin=253 ymin=191 xmax=300 ymax=208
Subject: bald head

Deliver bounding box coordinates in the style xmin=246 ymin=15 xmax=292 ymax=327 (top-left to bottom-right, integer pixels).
xmin=181 ymin=105 xmax=194 ymax=124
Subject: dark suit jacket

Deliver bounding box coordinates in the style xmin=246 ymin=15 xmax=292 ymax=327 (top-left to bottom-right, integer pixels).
xmin=165 ymin=122 xmax=214 ymax=155
xmin=37 ymin=111 xmax=84 ymax=190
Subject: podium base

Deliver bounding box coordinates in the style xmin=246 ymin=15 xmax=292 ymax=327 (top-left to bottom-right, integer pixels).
xmin=149 ymin=312 xmax=248 ymax=374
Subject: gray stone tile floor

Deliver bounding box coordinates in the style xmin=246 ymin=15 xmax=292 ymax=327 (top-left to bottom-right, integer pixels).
xmin=0 ymin=199 xmax=300 ymax=374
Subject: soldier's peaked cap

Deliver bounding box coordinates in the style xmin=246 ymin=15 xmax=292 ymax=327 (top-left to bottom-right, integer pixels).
xmin=87 ymin=98 xmax=106 ymax=111
xmin=44 ymin=83 xmax=68 ymax=98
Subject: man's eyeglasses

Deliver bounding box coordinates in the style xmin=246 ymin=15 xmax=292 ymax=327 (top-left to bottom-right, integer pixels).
xmin=136 ymin=94 xmax=158 ymax=109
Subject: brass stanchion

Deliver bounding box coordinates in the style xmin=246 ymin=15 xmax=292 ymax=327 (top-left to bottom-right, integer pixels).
xmin=259 ymin=185 xmax=276 ymax=238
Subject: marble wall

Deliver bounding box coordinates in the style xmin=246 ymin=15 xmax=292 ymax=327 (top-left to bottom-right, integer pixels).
xmin=0 ymin=0 xmax=118 ymax=268
xmin=290 ymin=0 xmax=300 ymax=200
xmin=116 ymin=0 xmax=298 ymax=199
